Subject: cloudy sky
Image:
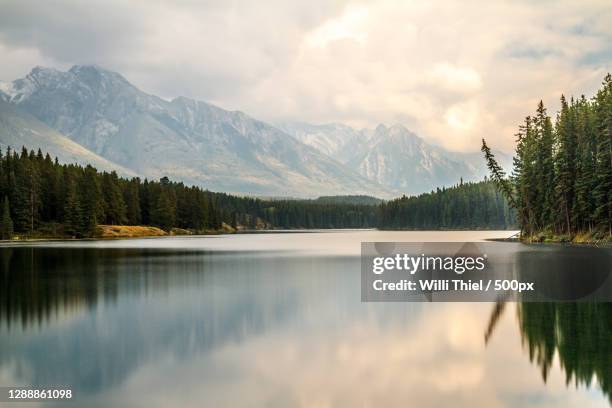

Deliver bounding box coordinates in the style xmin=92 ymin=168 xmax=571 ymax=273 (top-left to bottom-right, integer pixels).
xmin=1 ymin=0 xmax=611 ymax=152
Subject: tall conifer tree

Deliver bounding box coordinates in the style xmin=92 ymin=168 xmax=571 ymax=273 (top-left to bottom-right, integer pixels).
xmin=0 ymin=197 xmax=13 ymax=239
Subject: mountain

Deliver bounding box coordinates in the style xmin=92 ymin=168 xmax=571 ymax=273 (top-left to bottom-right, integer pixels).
xmin=0 ymin=99 xmax=137 ymax=176
xmin=345 ymin=124 xmax=477 ymax=194
xmin=0 ymin=66 xmax=395 ymax=198
xmin=445 ymin=149 xmax=513 ymax=181
xmin=276 ymin=121 xmax=361 ymax=158
xmin=279 ymin=121 xmax=513 ymax=194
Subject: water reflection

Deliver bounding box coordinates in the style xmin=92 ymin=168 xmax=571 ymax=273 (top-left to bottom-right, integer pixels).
xmin=0 ymin=233 xmax=610 ymax=407
xmin=1 ymin=247 xmax=119 ymax=329
xmin=484 ymin=243 xmax=612 ymax=404
xmin=517 ymin=303 xmax=611 ymax=404
xmin=1 ymin=247 xmax=310 ymax=391
xmin=514 ymin=244 xmax=611 ymax=301
xmin=512 ymin=244 xmax=611 ymax=404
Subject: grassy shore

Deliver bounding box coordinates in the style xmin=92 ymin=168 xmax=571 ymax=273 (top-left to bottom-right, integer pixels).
xmin=95 ymin=225 xmax=168 ymax=238
xmin=520 ymin=230 xmax=612 ymax=244
xmin=3 ymin=222 xmax=238 ymax=241
xmin=95 ymin=223 xmax=240 ymax=238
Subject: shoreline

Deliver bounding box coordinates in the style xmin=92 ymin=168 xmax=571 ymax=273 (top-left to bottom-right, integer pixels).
xmin=519 ymin=231 xmax=612 ymax=245
xmin=1 ymin=227 xmax=517 ymax=243
xmin=2 ymin=227 xmax=609 ymax=246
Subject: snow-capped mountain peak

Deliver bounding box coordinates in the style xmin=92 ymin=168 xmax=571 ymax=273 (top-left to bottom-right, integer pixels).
xmin=0 ymin=65 xmax=396 ymax=198
xmin=280 ymin=120 xmax=510 ymax=194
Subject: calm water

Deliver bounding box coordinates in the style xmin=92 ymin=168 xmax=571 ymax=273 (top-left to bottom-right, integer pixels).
xmin=0 ymin=231 xmax=610 ymax=407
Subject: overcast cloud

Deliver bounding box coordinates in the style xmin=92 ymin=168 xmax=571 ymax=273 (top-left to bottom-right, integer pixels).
xmin=1 ymin=0 xmax=611 ymax=152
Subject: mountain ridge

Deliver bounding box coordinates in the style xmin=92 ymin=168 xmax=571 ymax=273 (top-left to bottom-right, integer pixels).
xmin=0 ymin=65 xmax=396 ymax=198
xmin=0 ymin=65 xmax=508 ymax=197
xmin=279 ymin=121 xmax=512 ymax=194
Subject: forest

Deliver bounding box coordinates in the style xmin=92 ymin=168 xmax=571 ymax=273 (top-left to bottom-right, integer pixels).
xmin=483 ymin=74 xmax=612 ymax=241
xmin=378 ymin=179 xmax=516 ymax=230
xmin=0 ymin=146 xmax=381 ymax=238
xmin=0 ymin=145 xmax=515 ymax=238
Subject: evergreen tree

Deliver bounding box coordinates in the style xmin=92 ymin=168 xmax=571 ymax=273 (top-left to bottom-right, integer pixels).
xmin=593 ymin=74 xmax=612 ymax=235
xmin=554 ymin=95 xmax=577 ymax=234
xmin=79 ymin=166 xmax=103 ymax=237
xmin=0 ymin=197 xmax=13 ymax=239
xmin=12 ymin=149 xmax=40 ymax=233
xmin=481 ymin=139 xmax=516 ymax=209
xmin=151 ymin=188 xmax=176 ymax=231
xmin=39 ymin=153 xmax=60 ymax=222
xmin=534 ymin=101 xmax=556 ymax=230
xmin=513 ymin=116 xmax=539 ymax=234
xmin=140 ymin=179 xmax=151 ymax=225
xmin=63 ymin=177 xmax=82 ymax=237
xmin=123 ymin=178 xmax=142 ymax=225
xmin=484 ymin=73 xmax=612 ymax=239
xmin=101 ymin=171 xmax=127 ymax=225
xmin=573 ymin=96 xmax=597 ymax=231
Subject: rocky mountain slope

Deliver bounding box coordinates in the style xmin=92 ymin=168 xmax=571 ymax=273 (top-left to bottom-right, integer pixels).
xmin=280 ymin=121 xmax=512 ymax=194
xmin=0 ymin=99 xmax=136 ymax=176
xmin=0 ymin=66 xmax=394 ymax=198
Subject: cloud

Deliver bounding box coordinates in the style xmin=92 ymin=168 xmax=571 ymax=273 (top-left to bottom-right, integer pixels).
xmin=305 ymin=5 xmax=369 ymax=48
xmin=0 ymin=0 xmax=611 ymax=152
xmin=89 ymin=304 xmax=606 ymax=407
xmin=428 ymin=63 xmax=483 ymax=95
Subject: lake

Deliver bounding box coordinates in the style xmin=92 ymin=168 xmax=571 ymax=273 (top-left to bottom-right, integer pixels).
xmin=0 ymin=231 xmax=610 ymax=407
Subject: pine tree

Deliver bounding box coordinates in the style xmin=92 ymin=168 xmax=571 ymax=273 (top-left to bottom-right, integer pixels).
xmin=140 ymin=179 xmax=151 ymax=225
xmin=514 ymin=116 xmax=540 ymax=234
xmin=39 ymin=153 xmax=60 ymax=222
xmin=534 ymin=101 xmax=556 ymax=230
xmin=0 ymin=197 xmax=13 ymax=239
xmin=12 ymin=151 xmax=40 ymax=233
xmin=63 ymin=177 xmax=83 ymax=237
xmin=79 ymin=166 xmax=103 ymax=237
xmin=481 ymin=139 xmax=516 ymax=209
xmin=573 ymin=96 xmax=597 ymax=231
xmin=554 ymin=95 xmax=577 ymax=234
xmin=593 ymin=74 xmax=612 ymax=235
xmin=124 ymin=178 xmax=142 ymax=225
xmin=151 ymin=188 xmax=176 ymax=231
xmin=101 ymin=171 xmax=127 ymax=225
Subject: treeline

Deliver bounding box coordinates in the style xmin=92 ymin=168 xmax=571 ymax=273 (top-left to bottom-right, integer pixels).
xmin=0 ymin=146 xmax=222 ymax=237
xmin=310 ymin=195 xmax=383 ymax=206
xmin=483 ymin=74 xmax=612 ymax=239
xmin=378 ymin=179 xmax=516 ymax=229
xmin=256 ymin=199 xmax=378 ymax=228
xmin=0 ymin=147 xmax=378 ymax=238
xmin=210 ymin=193 xmax=379 ymax=229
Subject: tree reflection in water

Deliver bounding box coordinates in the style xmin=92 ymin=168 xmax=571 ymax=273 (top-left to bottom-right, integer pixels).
xmin=486 ymin=301 xmax=611 ymax=404
xmin=0 ymin=247 xmax=119 ymax=330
